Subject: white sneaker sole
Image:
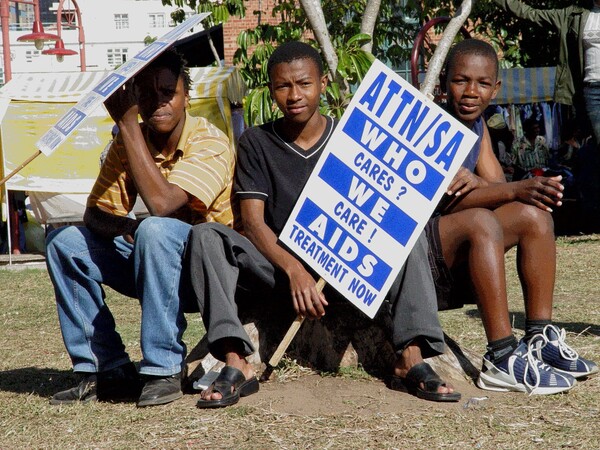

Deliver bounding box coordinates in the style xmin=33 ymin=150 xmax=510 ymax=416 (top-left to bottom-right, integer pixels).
xmin=477 ymin=373 xmax=576 ymax=395
xmin=550 ymin=364 xmax=599 ymax=379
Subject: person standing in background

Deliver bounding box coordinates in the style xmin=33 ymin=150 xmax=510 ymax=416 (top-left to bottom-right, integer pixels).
xmin=494 ymin=0 xmax=600 ymax=143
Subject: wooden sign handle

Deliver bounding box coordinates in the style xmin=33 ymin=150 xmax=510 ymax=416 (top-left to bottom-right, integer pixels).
xmin=261 ymin=278 xmax=327 ymax=380
xmin=0 ymin=150 xmax=41 ymax=188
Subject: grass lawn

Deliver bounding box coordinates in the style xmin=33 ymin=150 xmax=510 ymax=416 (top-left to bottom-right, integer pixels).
xmin=0 ymin=234 xmax=599 ymax=449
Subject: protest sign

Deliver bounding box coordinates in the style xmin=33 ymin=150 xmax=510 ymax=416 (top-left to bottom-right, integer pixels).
xmin=279 ymin=59 xmax=478 ymax=319
xmin=35 ymin=13 xmax=210 ymax=157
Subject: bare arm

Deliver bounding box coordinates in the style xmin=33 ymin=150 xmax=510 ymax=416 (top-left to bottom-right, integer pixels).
xmin=445 ymin=124 xmax=563 ymax=212
xmin=443 ymin=124 xmax=502 ymax=211
xmin=103 ymin=83 xmax=189 ymax=216
xmin=474 ymin=124 xmax=506 ymax=183
xmin=241 ymin=198 xmax=327 ymax=318
xmin=83 ymin=205 xmax=141 ymax=242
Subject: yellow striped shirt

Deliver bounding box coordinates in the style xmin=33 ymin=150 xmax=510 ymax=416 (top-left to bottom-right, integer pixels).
xmin=87 ymin=113 xmax=235 ymax=227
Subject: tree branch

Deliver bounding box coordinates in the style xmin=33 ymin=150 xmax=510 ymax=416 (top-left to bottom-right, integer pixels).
xmin=360 ymin=0 xmax=382 ymax=53
xmin=299 ymin=0 xmax=338 ymax=79
xmin=420 ymin=0 xmax=472 ymax=98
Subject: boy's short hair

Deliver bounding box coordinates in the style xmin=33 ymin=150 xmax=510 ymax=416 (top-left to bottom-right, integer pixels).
xmin=138 ymin=47 xmax=192 ymax=92
xmin=443 ymin=39 xmax=499 ymax=80
xmin=267 ymin=41 xmax=325 ymax=80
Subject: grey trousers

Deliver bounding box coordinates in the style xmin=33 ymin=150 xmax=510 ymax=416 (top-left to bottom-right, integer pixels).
xmin=187 ymin=222 xmax=445 ymax=361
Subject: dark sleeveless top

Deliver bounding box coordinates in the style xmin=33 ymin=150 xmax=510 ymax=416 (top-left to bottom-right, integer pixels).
xmin=461 ymin=116 xmax=484 ymax=172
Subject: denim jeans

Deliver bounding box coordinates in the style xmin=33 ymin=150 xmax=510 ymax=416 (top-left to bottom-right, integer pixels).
xmin=584 ymin=84 xmax=600 ymax=144
xmin=46 ymin=217 xmax=191 ymax=376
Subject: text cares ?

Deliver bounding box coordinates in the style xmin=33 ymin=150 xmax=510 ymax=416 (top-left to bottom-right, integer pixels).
xmin=279 ymin=60 xmax=477 ymax=318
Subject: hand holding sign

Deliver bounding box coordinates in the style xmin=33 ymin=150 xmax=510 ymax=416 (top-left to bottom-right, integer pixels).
xmin=103 ymin=80 xmax=140 ymax=126
xmin=289 ymin=266 xmax=328 ymax=319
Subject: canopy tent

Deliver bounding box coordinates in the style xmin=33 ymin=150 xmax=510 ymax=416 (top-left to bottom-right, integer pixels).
xmin=417 ymin=66 xmax=556 ymax=105
xmin=494 ymin=67 xmax=556 ymax=105
xmin=0 ymin=66 xmax=245 ymax=225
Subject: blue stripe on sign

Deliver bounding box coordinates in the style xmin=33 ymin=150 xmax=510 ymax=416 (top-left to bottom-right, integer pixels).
xmin=55 ymin=108 xmax=86 ymax=135
xmin=318 ymin=154 xmax=417 ymax=246
xmin=295 ymin=198 xmax=391 ymax=290
xmin=342 ymin=108 xmax=444 ymax=200
xmin=135 ymin=41 xmax=168 ymax=61
xmin=93 ymin=73 xmax=127 ymax=97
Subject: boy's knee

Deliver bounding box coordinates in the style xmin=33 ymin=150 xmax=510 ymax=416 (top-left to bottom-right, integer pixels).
xmin=135 ymin=217 xmax=191 ymax=253
xmin=135 ymin=216 xmax=163 ymax=238
xmin=517 ymin=204 xmax=554 ymax=236
xmin=135 ymin=217 xmax=181 ymax=243
xmin=45 ymin=225 xmax=79 ymax=253
xmin=189 ymin=223 xmax=224 ymax=249
xmin=470 ymin=209 xmax=503 ymax=240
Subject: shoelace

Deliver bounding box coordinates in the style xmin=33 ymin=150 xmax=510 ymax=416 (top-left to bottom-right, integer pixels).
xmin=544 ymin=324 xmax=579 ymax=361
xmin=523 ymin=334 xmax=554 ymax=394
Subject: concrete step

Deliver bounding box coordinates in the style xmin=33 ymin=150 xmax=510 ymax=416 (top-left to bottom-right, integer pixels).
xmin=0 ymin=253 xmax=47 ymax=270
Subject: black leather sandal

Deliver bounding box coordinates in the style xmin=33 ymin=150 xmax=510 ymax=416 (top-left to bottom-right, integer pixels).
xmin=389 ymin=362 xmax=461 ymax=402
xmin=196 ymin=366 xmax=259 ymax=408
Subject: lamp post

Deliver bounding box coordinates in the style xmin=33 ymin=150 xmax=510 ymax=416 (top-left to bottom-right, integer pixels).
xmin=42 ymin=0 xmax=85 ymax=70
xmin=1 ymin=0 xmax=60 ymax=82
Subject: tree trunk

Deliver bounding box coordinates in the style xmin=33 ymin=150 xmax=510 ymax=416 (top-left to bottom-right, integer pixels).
xmin=299 ymin=0 xmax=338 ymax=80
xmin=420 ymin=0 xmax=472 ymax=98
xmin=360 ymin=0 xmax=382 ymax=53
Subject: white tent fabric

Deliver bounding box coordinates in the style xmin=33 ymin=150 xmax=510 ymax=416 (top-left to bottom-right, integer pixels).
xmin=0 ymin=66 xmax=245 ymax=225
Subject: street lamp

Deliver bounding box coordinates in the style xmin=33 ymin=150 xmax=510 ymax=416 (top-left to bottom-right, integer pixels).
xmin=42 ymin=37 xmax=76 ymax=62
xmin=41 ymin=0 xmax=85 ymax=70
xmin=1 ymin=0 xmax=60 ymax=81
xmin=16 ymin=17 xmax=58 ymax=50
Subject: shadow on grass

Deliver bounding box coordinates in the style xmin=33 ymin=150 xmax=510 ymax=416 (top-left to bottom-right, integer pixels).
xmin=464 ymin=308 xmax=600 ymax=336
xmin=0 ymin=367 xmax=76 ymax=398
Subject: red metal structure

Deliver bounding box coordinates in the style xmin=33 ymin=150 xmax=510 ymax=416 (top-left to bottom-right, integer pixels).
xmin=42 ymin=0 xmax=86 ymax=70
xmin=1 ymin=0 xmax=60 ymax=81
xmin=410 ymin=17 xmax=471 ymax=93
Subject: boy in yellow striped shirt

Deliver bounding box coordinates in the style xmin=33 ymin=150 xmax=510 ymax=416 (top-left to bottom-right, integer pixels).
xmin=46 ymin=48 xmax=234 ymax=407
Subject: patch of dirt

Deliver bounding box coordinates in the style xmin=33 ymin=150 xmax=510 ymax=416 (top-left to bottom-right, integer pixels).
xmin=187 ymin=373 xmax=505 ymax=415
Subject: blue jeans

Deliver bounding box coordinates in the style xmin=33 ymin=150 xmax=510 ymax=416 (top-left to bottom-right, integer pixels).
xmin=584 ymin=84 xmax=600 ymax=144
xmin=46 ymin=217 xmax=192 ymax=376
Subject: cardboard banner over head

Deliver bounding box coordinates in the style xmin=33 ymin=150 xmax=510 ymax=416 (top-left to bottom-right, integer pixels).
xmin=35 ymin=13 xmax=211 ymax=157
xmin=0 ymin=66 xmax=244 ymax=195
xmin=279 ymin=60 xmax=478 ymax=319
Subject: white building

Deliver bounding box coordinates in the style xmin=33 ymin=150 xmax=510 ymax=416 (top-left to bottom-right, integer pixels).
xmin=1 ymin=0 xmax=197 ymax=83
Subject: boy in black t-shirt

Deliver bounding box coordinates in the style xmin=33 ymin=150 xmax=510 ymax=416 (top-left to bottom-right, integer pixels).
xmin=188 ymin=41 xmax=460 ymax=408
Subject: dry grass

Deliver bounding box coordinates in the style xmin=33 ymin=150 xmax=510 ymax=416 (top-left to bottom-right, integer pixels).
xmin=1 ymin=235 xmax=599 ymax=449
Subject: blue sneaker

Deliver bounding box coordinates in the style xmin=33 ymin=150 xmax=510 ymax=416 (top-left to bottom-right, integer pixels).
xmin=529 ymin=324 xmax=598 ymax=379
xmin=477 ymin=338 xmax=576 ymax=395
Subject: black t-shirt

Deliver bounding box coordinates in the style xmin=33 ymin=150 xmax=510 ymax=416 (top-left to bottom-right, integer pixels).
xmin=235 ymin=116 xmax=336 ymax=236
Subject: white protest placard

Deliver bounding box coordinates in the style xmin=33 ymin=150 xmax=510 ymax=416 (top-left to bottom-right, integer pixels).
xmin=279 ymin=59 xmax=478 ymax=319
xmin=35 ymin=13 xmax=211 ymax=156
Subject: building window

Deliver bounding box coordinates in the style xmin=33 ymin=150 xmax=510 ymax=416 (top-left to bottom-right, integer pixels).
xmin=25 ymin=50 xmax=42 ymax=63
xmin=107 ymin=48 xmax=128 ymax=67
xmin=148 ymin=13 xmax=165 ymax=28
xmin=114 ymin=13 xmax=129 ymax=29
